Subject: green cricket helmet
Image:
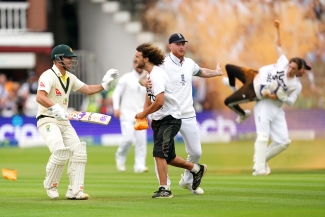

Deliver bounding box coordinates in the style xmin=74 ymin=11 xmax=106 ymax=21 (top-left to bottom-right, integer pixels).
xmin=51 ymin=44 xmax=78 ymax=73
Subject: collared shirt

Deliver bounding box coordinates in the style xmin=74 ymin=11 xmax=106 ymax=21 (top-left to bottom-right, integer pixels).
xmin=112 ymin=69 xmax=147 ymax=121
xmin=159 ymin=53 xmax=200 ymax=118
xmin=36 ymin=64 xmax=84 ymax=126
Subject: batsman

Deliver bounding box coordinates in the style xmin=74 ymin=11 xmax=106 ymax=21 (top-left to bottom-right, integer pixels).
xmin=36 ymin=44 xmax=119 ymax=199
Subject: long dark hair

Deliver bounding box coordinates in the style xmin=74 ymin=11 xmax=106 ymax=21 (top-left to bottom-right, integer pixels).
xmin=136 ymin=43 xmax=165 ymax=66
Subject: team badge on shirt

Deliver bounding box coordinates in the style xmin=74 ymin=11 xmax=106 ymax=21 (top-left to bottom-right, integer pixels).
xmin=46 ymin=125 xmax=50 ymax=132
xmin=55 ymin=88 xmax=62 ymax=96
xmin=63 ymin=98 xmax=68 ymax=105
xmin=180 ymin=74 xmax=186 ymax=86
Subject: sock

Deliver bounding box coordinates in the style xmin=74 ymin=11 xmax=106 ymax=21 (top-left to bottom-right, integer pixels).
xmin=160 ymin=185 xmax=168 ymax=190
xmin=190 ymin=164 xmax=200 ymax=173
xmin=230 ymin=86 xmax=238 ymax=92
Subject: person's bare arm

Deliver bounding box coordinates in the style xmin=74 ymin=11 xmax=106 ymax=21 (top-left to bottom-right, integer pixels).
xmin=274 ymin=20 xmax=284 ymax=57
xmin=135 ymin=93 xmax=164 ymax=119
xmin=36 ymin=90 xmax=55 ymax=108
xmin=194 ymin=63 xmax=224 ymax=78
xmin=77 ymin=84 xmax=104 ymax=95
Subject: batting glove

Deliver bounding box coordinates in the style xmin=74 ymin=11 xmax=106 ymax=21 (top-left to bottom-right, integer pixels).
xmin=102 ymin=69 xmax=119 ymax=90
xmin=47 ymin=104 xmax=68 ymax=121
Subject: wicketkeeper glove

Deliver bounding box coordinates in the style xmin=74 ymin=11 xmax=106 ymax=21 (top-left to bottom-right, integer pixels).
xmin=134 ymin=118 xmax=149 ymax=130
xmin=102 ymin=69 xmax=119 ymax=91
xmin=47 ymin=104 xmax=68 ymax=121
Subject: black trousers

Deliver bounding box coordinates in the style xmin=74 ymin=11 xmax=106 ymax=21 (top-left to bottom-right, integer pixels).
xmin=224 ymin=64 xmax=258 ymax=116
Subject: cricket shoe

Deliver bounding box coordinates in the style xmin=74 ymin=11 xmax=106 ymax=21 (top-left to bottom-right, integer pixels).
xmin=236 ymin=110 xmax=251 ymax=124
xmin=116 ymin=164 xmax=126 ymax=172
xmin=179 ymin=174 xmax=204 ymax=195
xmin=191 ymin=164 xmax=207 ymax=190
xmin=222 ymin=77 xmax=238 ymax=92
xmin=265 ymin=163 xmax=271 ymax=175
xmin=45 ymin=186 xmax=59 ymax=199
xmin=66 ymin=188 xmax=89 ymax=200
xmin=152 ymin=187 xmax=173 ymax=198
xmin=134 ymin=167 xmax=149 ymax=173
xmin=252 ymin=169 xmax=268 ymax=176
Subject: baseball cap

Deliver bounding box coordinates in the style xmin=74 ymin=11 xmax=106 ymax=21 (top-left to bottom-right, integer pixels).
xmin=302 ymin=59 xmax=311 ymax=70
xmin=168 ymin=33 xmax=188 ymax=44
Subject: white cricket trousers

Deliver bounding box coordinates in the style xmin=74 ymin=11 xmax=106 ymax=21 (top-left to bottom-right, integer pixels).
xmin=38 ymin=123 xmax=80 ymax=153
xmin=254 ymin=99 xmax=290 ymax=144
xmin=115 ymin=120 xmax=147 ymax=171
xmin=179 ymin=117 xmax=202 ymax=184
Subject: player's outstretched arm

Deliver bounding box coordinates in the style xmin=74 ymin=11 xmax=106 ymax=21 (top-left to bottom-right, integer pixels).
xmin=195 ymin=63 xmax=224 ymax=78
xmin=274 ymin=20 xmax=284 ymax=57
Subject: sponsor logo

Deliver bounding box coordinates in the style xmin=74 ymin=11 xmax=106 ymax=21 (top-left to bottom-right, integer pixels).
xmin=68 ymin=111 xmax=86 ymax=120
xmin=55 ymin=88 xmax=62 ymax=96
xmin=100 ymin=116 xmax=107 ymax=122
xmin=88 ymin=113 xmax=93 ymax=121
xmin=40 ymin=82 xmax=45 ymax=87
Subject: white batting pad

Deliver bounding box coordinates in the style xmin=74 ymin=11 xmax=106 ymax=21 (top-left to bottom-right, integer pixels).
xmin=68 ymin=142 xmax=87 ymax=195
xmin=44 ymin=147 xmax=70 ymax=189
xmin=266 ymin=141 xmax=290 ymax=161
xmin=253 ymin=133 xmax=268 ymax=172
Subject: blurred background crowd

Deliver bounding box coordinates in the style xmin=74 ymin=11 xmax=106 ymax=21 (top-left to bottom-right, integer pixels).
xmin=0 ymin=0 xmax=325 ymax=118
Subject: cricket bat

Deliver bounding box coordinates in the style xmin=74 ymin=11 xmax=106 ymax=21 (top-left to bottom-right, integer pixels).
xmin=68 ymin=111 xmax=111 ymax=125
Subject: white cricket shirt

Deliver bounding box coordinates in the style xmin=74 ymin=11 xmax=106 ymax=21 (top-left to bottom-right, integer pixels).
xmin=253 ymin=54 xmax=302 ymax=106
xmin=147 ymin=65 xmax=181 ymax=120
xmin=160 ymin=53 xmax=200 ymax=118
xmin=36 ymin=64 xmax=84 ymax=126
xmin=112 ymin=70 xmax=147 ymax=121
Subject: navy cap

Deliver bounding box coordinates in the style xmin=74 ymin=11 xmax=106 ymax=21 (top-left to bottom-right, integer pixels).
xmin=168 ymin=33 xmax=188 ymax=44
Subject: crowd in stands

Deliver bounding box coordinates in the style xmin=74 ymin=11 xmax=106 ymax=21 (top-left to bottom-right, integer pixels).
xmin=0 ymin=72 xmax=38 ymax=117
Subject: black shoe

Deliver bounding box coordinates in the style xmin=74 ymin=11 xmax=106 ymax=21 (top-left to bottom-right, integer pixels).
xmin=152 ymin=187 xmax=173 ymax=198
xmin=191 ymin=164 xmax=207 ymax=190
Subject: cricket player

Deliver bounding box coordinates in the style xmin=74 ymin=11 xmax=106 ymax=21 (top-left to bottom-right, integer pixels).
xmin=36 ymin=44 xmax=119 ymax=199
xmin=134 ymin=43 xmax=207 ymax=198
xmin=140 ymin=33 xmax=223 ymax=194
xmin=112 ymin=61 xmax=148 ymax=173
xmin=222 ymin=20 xmax=311 ymax=175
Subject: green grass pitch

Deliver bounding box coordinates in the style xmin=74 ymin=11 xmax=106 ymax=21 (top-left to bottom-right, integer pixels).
xmin=0 ymin=140 xmax=324 ymax=217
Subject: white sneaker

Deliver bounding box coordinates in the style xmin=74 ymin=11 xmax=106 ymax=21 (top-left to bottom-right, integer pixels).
xmin=236 ymin=110 xmax=251 ymax=124
xmin=46 ymin=186 xmax=59 ymax=199
xmin=116 ymin=164 xmax=126 ymax=172
xmin=252 ymin=169 xmax=268 ymax=176
xmin=134 ymin=167 xmax=149 ymax=173
xmin=179 ymin=174 xmax=204 ymax=195
xmin=222 ymin=77 xmax=238 ymax=92
xmin=66 ymin=188 xmax=89 ymax=200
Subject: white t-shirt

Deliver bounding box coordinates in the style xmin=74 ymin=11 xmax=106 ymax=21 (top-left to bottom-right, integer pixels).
xmin=253 ymin=54 xmax=302 ymax=106
xmin=147 ymin=65 xmax=181 ymax=120
xmin=112 ymin=70 xmax=147 ymax=121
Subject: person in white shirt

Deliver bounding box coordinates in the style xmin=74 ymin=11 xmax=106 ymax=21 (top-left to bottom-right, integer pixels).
xmin=112 ymin=61 xmax=148 ymax=173
xmin=134 ymin=43 xmax=207 ymax=198
xmin=140 ymin=33 xmax=223 ymax=194
xmin=36 ymin=44 xmax=119 ymax=200
xmin=222 ymin=20 xmax=311 ymax=175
